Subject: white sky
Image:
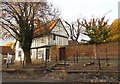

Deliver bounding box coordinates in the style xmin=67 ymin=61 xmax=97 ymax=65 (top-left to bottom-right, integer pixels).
xmin=0 ymin=0 xmax=120 ymax=45
xmin=48 ymin=0 xmax=119 ymax=24
xmin=47 ymin=0 xmax=119 ymax=41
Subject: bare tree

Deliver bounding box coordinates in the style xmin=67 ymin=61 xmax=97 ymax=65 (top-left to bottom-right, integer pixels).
xmin=64 ymin=19 xmax=83 ymax=44
xmin=0 ymin=2 xmax=60 ymax=65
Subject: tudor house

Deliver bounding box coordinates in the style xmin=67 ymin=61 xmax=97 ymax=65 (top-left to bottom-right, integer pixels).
xmin=15 ymin=18 xmax=68 ymax=62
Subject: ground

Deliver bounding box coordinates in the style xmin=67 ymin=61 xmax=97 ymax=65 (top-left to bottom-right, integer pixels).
xmin=2 ymin=58 xmax=120 ymax=83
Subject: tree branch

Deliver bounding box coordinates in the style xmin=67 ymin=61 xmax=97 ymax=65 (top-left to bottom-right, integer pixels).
xmin=1 ymin=25 xmax=20 ymax=41
xmin=1 ymin=21 xmax=20 ymax=40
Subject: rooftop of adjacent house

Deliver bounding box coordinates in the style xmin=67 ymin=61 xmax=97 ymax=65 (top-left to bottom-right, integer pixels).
xmin=33 ymin=18 xmax=60 ymax=38
xmin=0 ymin=46 xmax=15 ymax=55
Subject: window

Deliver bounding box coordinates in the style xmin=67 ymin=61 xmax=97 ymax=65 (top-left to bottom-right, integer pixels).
xmin=41 ymin=38 xmax=44 ymax=43
xmin=46 ymin=49 xmax=50 ymax=60
xmin=53 ymin=35 xmax=56 ymax=40
xmin=37 ymin=50 xmax=44 ymax=59
xmin=18 ymin=51 xmax=21 ymax=57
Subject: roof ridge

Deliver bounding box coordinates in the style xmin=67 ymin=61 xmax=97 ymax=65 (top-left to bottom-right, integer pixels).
xmin=33 ymin=18 xmax=60 ymax=38
xmin=39 ymin=18 xmax=60 ymax=28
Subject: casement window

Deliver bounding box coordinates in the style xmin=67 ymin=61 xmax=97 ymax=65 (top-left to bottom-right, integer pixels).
xmin=37 ymin=50 xmax=44 ymax=59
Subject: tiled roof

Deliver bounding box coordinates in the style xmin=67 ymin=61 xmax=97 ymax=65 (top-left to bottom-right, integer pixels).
xmin=0 ymin=46 xmax=15 ymax=55
xmin=33 ymin=18 xmax=60 ymax=38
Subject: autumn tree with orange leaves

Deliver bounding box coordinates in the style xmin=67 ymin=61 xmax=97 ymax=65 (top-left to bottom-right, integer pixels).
xmin=81 ymin=16 xmax=111 ymax=43
xmin=109 ymin=19 xmax=120 ymax=41
xmin=4 ymin=42 xmax=15 ymax=51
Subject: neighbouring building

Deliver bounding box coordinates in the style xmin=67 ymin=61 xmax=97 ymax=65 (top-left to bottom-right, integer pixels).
xmin=15 ymin=18 xmax=69 ymax=63
xmin=0 ymin=46 xmax=15 ymax=64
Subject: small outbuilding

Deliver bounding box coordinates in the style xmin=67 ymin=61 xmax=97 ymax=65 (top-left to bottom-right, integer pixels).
xmin=0 ymin=46 xmax=15 ymax=64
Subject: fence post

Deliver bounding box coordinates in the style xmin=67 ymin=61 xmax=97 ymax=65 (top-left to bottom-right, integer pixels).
xmin=64 ymin=55 xmax=67 ymax=71
xmin=98 ymin=58 xmax=101 ymax=70
xmin=44 ymin=59 xmax=47 ymax=75
xmin=76 ymin=51 xmax=78 ymax=63
xmin=22 ymin=61 xmax=24 ymax=69
xmin=6 ymin=63 xmax=9 ymax=69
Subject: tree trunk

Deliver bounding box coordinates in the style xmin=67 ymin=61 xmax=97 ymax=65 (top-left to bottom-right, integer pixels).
xmin=23 ymin=48 xmax=32 ymax=65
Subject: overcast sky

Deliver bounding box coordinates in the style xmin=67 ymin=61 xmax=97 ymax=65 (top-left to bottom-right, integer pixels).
xmin=48 ymin=0 xmax=119 ymax=24
xmin=47 ymin=0 xmax=120 ymax=41
xmin=0 ymin=0 xmax=120 ymax=46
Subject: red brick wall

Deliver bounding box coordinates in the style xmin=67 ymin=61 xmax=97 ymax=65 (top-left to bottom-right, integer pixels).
xmin=50 ymin=46 xmax=61 ymax=61
xmin=96 ymin=41 xmax=118 ymax=58
xmin=66 ymin=41 xmax=119 ymax=59
xmin=66 ymin=44 xmax=94 ymax=60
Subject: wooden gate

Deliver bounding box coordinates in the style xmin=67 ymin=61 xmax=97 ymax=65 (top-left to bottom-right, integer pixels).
xmin=59 ymin=47 xmax=65 ymax=62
